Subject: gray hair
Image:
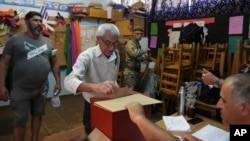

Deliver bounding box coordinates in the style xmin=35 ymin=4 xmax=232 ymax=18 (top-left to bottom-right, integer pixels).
xmin=226 ymin=73 xmax=250 ymax=105
xmin=96 ymin=23 xmax=120 ymax=38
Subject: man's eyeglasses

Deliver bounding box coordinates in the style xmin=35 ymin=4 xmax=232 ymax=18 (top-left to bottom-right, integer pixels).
xmin=100 ymin=37 xmax=119 ymax=47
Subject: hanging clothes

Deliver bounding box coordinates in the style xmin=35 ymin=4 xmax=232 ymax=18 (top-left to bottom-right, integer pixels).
xmin=70 ymin=20 xmax=77 ymax=66
xmin=64 ymin=24 xmax=72 ymax=75
xmin=75 ymin=19 xmax=81 ymax=56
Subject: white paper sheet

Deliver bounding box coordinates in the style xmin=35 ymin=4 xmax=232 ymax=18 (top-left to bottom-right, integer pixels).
xmin=162 ymin=115 xmax=191 ymax=132
xmin=192 ymin=124 xmax=229 ymax=141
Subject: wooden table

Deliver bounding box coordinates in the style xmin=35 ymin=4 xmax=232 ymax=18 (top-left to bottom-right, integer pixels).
xmin=155 ymin=113 xmax=229 ymax=137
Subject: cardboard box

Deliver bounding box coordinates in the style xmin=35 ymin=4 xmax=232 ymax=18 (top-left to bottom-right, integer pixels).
xmin=131 ymin=1 xmax=145 ymax=9
xmin=115 ymin=19 xmax=132 ymax=35
xmin=90 ymin=93 xmax=162 ymax=141
xmin=87 ymin=8 xmax=107 ymax=18
xmin=111 ymin=9 xmax=125 ymax=21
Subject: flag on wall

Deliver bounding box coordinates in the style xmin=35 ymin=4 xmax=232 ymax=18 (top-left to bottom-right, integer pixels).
xmin=39 ymin=5 xmax=56 ymax=36
xmin=40 ymin=5 xmax=49 ymax=20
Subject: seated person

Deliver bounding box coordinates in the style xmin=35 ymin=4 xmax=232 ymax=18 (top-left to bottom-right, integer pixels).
xmin=125 ymin=73 xmax=250 ymax=141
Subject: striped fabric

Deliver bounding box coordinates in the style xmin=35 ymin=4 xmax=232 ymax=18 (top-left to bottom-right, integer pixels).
xmin=40 ymin=5 xmax=49 ymax=20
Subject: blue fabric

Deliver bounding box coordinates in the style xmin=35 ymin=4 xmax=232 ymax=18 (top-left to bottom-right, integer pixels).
xmin=114 ymin=4 xmax=126 ymax=9
xmin=150 ymin=0 xmax=247 ymax=21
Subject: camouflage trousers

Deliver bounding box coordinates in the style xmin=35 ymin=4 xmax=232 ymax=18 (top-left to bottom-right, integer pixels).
xmin=123 ymin=69 xmax=140 ymax=90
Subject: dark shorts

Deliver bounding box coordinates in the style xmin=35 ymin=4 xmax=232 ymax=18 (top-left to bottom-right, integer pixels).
xmin=10 ymin=83 xmax=48 ymax=126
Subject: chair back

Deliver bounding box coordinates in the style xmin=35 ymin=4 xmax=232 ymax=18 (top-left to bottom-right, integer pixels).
xmin=159 ymin=43 xmax=195 ymax=115
xmin=231 ymin=40 xmax=248 ymax=74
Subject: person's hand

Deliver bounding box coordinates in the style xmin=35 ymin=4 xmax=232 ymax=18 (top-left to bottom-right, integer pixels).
xmin=146 ymin=54 xmax=151 ymax=61
xmin=147 ymin=48 xmax=151 ymax=52
xmin=0 ymin=87 xmax=9 ymax=101
xmin=54 ymin=83 xmax=61 ymax=96
xmin=125 ymin=102 xmax=145 ymax=123
xmin=94 ymin=80 xmax=117 ymax=96
xmin=202 ymin=68 xmax=217 ymax=85
xmin=182 ymin=134 xmax=198 ymax=141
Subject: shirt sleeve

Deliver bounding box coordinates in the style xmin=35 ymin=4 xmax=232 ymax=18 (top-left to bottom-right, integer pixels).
xmin=125 ymin=40 xmax=147 ymax=58
xmin=64 ymin=52 xmax=90 ymax=94
xmin=64 ymin=71 xmax=83 ymax=94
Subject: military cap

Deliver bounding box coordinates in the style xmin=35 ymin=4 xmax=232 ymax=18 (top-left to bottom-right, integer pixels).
xmin=133 ymin=26 xmax=144 ymax=32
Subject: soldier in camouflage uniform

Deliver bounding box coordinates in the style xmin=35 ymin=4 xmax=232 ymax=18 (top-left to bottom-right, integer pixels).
xmin=123 ymin=26 xmax=150 ymax=90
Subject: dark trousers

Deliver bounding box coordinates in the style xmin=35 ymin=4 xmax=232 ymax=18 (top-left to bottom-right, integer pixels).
xmin=83 ymin=99 xmax=91 ymax=134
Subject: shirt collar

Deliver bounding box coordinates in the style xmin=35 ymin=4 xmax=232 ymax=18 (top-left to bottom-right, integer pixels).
xmin=96 ymin=45 xmax=103 ymax=57
xmin=96 ymin=45 xmax=117 ymax=61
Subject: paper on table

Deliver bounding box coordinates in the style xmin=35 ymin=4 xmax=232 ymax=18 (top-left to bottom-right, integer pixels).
xmin=162 ymin=115 xmax=191 ymax=132
xmin=192 ymin=124 xmax=229 ymax=141
xmin=94 ymin=93 xmax=162 ymax=112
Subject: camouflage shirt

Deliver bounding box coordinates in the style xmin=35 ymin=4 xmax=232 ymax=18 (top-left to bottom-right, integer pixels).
xmin=124 ymin=39 xmax=147 ymax=71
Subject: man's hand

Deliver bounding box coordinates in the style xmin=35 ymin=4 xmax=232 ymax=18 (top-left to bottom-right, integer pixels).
xmin=94 ymin=80 xmax=116 ymax=96
xmin=125 ymin=102 xmax=145 ymax=123
xmin=0 ymin=87 xmax=9 ymax=101
xmin=53 ymin=83 xmax=61 ymax=96
xmin=202 ymin=68 xmax=217 ymax=85
xmin=182 ymin=134 xmax=198 ymax=141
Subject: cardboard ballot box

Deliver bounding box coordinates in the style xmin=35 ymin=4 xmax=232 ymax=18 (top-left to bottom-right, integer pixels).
xmin=90 ymin=93 xmax=162 ymax=141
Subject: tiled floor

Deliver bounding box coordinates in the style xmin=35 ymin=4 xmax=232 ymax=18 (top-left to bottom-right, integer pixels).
xmin=0 ymin=94 xmax=162 ymax=141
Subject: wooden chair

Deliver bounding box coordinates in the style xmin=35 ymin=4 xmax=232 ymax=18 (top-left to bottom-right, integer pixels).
xmin=244 ymin=39 xmax=250 ymax=66
xmin=231 ymin=40 xmax=249 ymax=74
xmin=194 ymin=44 xmax=217 ymax=81
xmin=141 ymin=55 xmax=161 ymax=78
xmin=194 ymin=43 xmax=228 ymax=81
xmin=192 ymin=43 xmax=226 ymax=120
xmin=160 ymin=43 xmax=195 ymax=115
xmin=215 ymin=43 xmax=228 ymax=77
xmin=195 ymin=100 xmax=219 ymax=120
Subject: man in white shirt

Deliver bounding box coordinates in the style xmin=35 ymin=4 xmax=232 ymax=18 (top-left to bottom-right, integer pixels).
xmin=64 ymin=23 xmax=120 ymax=134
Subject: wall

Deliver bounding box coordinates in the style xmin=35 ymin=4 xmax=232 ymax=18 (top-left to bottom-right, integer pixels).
xmin=0 ymin=0 xmax=113 ymax=17
xmin=0 ymin=0 xmax=114 ymax=106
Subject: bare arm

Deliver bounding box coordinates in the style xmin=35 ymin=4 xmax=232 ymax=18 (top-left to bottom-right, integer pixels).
xmin=125 ymin=102 xmax=178 ymax=141
xmin=202 ymin=68 xmax=224 ymax=88
xmin=76 ymin=81 xmax=117 ymax=96
xmin=64 ymin=72 xmax=117 ymax=96
xmin=0 ymin=54 xmax=11 ymax=101
xmin=50 ymin=56 xmax=61 ymax=94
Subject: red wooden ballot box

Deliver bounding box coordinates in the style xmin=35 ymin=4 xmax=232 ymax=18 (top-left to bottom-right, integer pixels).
xmin=90 ymin=91 xmax=161 ymax=141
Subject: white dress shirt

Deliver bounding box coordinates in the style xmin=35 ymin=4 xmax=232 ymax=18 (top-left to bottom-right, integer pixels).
xmin=64 ymin=45 xmax=120 ymax=102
